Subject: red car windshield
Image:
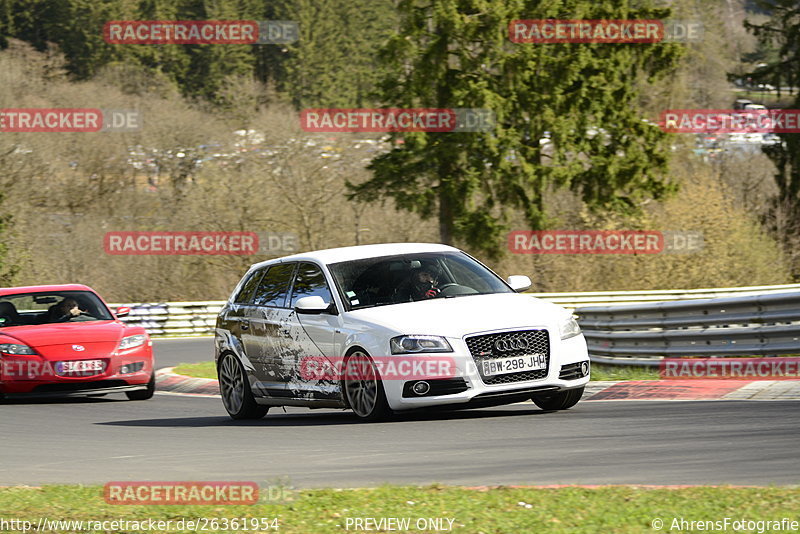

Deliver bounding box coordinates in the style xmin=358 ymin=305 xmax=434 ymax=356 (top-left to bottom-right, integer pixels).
xmin=0 ymin=290 xmax=114 ymax=327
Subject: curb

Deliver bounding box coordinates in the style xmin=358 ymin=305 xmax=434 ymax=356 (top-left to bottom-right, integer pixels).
xmin=156 ymin=369 xmax=800 ymax=401
xmin=156 ymin=367 xmax=219 ymax=396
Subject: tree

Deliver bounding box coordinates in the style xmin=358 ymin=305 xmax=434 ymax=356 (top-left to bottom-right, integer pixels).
xmin=350 ymin=0 xmax=683 ymax=257
xmin=270 ymin=0 xmax=397 ymax=108
xmin=744 ymin=0 xmax=800 ymax=278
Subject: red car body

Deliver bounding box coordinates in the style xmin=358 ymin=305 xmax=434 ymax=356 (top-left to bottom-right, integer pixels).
xmin=0 ymin=284 xmax=154 ymax=399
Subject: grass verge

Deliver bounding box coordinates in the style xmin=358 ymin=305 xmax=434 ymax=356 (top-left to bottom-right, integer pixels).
xmin=172 ymin=361 xmax=217 ymax=379
xmin=589 ymin=363 xmax=660 ymax=381
xmin=171 ymin=361 xmax=661 ymax=382
xmin=1 ymin=485 xmax=799 ymax=533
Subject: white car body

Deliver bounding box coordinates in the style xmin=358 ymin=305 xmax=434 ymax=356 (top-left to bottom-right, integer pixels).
xmin=215 ymin=243 xmax=590 ymax=419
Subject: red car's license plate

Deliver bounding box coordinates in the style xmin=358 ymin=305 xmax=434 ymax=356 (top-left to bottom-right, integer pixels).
xmin=56 ymin=360 xmax=104 ymax=375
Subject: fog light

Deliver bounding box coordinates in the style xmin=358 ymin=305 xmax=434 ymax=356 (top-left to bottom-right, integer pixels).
xmin=411 ymin=381 xmax=430 ymax=396
xmin=120 ymin=362 xmax=144 ymax=374
xmin=580 ymin=361 xmax=590 ymax=377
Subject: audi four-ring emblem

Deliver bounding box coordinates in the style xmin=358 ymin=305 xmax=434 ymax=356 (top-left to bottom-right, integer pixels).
xmin=494 ymin=338 xmax=529 ymax=352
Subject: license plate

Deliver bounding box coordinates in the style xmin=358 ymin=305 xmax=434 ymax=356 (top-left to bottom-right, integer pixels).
xmin=57 ymin=360 xmax=104 ymax=374
xmin=482 ymin=354 xmax=547 ymax=376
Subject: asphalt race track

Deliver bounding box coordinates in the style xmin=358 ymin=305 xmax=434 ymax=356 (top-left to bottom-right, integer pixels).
xmin=1 ymin=339 xmax=799 ymax=487
xmin=153 ymin=337 xmax=214 ymax=368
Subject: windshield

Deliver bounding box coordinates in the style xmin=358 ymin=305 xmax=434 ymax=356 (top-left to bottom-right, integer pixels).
xmin=328 ymin=251 xmax=513 ymax=311
xmin=0 ymin=290 xmax=114 ymax=327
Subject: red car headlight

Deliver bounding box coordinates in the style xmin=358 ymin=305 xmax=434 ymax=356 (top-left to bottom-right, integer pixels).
xmin=0 ymin=343 xmax=36 ymax=355
xmin=118 ymin=335 xmax=146 ymax=350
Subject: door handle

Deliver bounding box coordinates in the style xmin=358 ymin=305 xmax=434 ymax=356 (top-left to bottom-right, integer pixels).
xmin=241 ymin=321 xmax=249 ymax=330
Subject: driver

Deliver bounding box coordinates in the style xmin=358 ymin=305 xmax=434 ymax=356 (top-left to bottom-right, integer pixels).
xmin=47 ymin=298 xmax=86 ymax=323
xmin=396 ymin=261 xmax=442 ymax=302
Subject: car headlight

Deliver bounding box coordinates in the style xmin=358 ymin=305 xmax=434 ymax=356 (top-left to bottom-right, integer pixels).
xmin=559 ymin=315 xmax=582 ymax=340
xmin=390 ymin=335 xmax=453 ymax=354
xmin=0 ymin=343 xmax=36 ymax=355
xmin=118 ymin=334 xmax=146 ymax=350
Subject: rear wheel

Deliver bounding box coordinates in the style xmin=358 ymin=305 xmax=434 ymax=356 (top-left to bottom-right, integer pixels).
xmin=126 ymin=373 xmax=155 ymax=401
xmin=343 ymin=350 xmax=390 ymax=422
xmin=532 ymin=387 xmax=584 ymax=411
xmin=218 ymin=354 xmax=268 ymax=420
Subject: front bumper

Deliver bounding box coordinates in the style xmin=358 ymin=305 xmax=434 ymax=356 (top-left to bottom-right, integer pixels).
xmin=0 ymin=346 xmax=153 ymax=396
xmin=382 ymin=332 xmax=590 ymax=411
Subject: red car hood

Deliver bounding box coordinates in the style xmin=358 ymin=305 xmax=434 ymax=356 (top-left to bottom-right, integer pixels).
xmin=2 ymin=321 xmax=127 ymax=348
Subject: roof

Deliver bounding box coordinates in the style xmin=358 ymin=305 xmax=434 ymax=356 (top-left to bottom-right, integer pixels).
xmin=249 ymin=242 xmax=460 ymax=270
xmin=0 ymin=284 xmax=95 ymax=297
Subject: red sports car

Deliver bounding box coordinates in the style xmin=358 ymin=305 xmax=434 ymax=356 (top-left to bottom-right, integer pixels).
xmin=0 ymin=284 xmax=154 ymax=400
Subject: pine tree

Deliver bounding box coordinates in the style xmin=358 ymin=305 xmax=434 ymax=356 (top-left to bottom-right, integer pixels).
xmin=350 ymin=0 xmax=683 ymax=257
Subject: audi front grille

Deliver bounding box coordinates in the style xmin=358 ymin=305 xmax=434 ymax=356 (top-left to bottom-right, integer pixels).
xmin=464 ymin=329 xmax=550 ymax=385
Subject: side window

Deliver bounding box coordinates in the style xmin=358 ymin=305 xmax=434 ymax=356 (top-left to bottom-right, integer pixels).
xmin=253 ymin=263 xmax=296 ymax=308
xmin=233 ymin=268 xmax=265 ymax=304
xmin=290 ymin=262 xmax=333 ymax=308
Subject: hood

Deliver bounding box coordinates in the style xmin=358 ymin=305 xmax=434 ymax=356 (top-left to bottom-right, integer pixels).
xmin=345 ymin=293 xmax=569 ymax=338
xmin=0 ymin=321 xmax=127 ymax=347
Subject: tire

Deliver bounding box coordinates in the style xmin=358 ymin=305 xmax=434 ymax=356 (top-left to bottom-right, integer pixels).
xmin=126 ymin=373 xmax=155 ymax=401
xmin=218 ymin=353 xmax=268 ymax=420
xmin=343 ymin=350 xmax=391 ymax=422
xmin=532 ymin=387 xmax=584 ymax=411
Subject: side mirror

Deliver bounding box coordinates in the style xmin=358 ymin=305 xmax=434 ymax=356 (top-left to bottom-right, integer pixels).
xmin=115 ymin=306 xmax=131 ymax=318
xmin=506 ymin=275 xmax=532 ymax=293
xmin=295 ymin=296 xmax=333 ymax=315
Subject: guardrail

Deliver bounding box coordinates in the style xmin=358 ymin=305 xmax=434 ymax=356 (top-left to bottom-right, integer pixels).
xmin=576 ymin=291 xmax=800 ymax=366
xmin=111 ymin=301 xmax=224 ymax=336
xmin=111 ymin=282 xmax=800 ymax=341
xmin=535 ymin=283 xmax=800 ymax=310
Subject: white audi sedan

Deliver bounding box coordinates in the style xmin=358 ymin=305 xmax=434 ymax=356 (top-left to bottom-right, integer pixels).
xmin=215 ymin=243 xmax=589 ymax=421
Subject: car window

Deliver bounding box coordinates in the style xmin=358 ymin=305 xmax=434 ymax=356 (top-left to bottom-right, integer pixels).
xmin=252 ymin=263 xmax=296 ymax=308
xmin=290 ymin=262 xmax=333 ymax=308
xmin=328 ymin=252 xmax=512 ymax=310
xmin=233 ymin=268 xmax=265 ymax=304
xmin=0 ymin=290 xmax=114 ymax=327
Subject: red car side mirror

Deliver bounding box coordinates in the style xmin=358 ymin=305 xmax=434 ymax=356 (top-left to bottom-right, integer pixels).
xmin=116 ymin=306 xmax=131 ymax=318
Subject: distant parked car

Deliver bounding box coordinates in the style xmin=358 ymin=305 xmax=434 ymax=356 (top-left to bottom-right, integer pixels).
xmin=215 ymin=243 xmax=590 ymax=421
xmin=0 ymin=284 xmax=154 ymax=400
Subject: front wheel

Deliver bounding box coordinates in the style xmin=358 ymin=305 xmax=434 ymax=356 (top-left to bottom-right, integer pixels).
xmin=343 ymin=351 xmax=391 ymax=422
xmin=532 ymin=387 xmax=584 ymax=411
xmin=218 ymin=354 xmax=269 ymax=420
xmin=126 ymin=373 xmax=155 ymax=400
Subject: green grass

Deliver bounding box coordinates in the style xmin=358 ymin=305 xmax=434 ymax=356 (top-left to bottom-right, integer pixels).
xmin=172 ymin=361 xmax=217 ymax=379
xmin=172 ymin=361 xmax=661 ymax=382
xmin=589 ymin=363 xmax=660 ymax=382
xmin=1 ymin=485 xmax=799 ymax=533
